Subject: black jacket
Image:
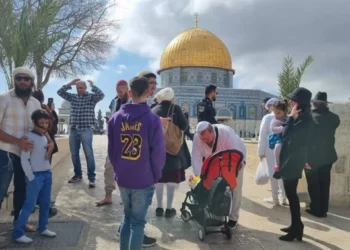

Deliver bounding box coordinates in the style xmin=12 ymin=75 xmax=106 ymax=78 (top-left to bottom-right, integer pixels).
xmin=273 ymin=112 xmax=314 ymax=180
xmin=197 ymin=97 xmax=218 ymax=124
xmin=151 ymin=101 xmax=191 ymax=172
xmin=308 ymin=106 xmax=340 ymax=167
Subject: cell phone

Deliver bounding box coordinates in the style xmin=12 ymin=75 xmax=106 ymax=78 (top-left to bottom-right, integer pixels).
xmin=48 ymin=98 xmax=53 ymax=105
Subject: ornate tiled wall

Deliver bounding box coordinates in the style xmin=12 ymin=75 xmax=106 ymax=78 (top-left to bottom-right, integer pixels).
xmin=160 ymin=67 xmax=233 ymax=88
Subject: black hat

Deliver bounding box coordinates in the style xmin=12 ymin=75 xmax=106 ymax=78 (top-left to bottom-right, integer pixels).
xmin=312 ymin=91 xmax=331 ymax=104
xmin=287 ymin=87 xmax=312 ymax=105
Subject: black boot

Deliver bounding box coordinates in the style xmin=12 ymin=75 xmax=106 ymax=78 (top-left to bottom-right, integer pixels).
xmin=280 ymin=226 xmax=292 ymax=233
xmin=279 ymin=224 xmax=304 ymax=242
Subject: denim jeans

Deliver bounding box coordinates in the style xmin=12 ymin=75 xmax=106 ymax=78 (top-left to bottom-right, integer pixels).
xmin=69 ymin=127 xmax=96 ymax=182
xmin=119 ymin=185 xmax=155 ymax=250
xmin=0 ymin=150 xmax=14 ymax=209
xmin=12 ymin=171 xmax=52 ymax=239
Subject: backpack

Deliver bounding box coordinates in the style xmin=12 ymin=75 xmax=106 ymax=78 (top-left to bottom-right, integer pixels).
xmin=164 ymin=104 xmax=183 ymax=155
xmin=207 ymin=177 xmax=232 ymax=216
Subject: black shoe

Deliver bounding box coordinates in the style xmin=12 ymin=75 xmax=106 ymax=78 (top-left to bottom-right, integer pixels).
xmin=164 ymin=208 xmax=176 ymax=218
xmin=279 ymin=232 xmax=303 ymax=242
xmin=49 ymin=207 xmax=58 ymax=218
xmin=156 ymin=208 xmax=164 ymax=217
xmin=68 ymin=175 xmax=82 ymax=183
xmin=306 ymin=209 xmax=326 ymax=218
xmin=143 ymin=235 xmax=156 ymax=247
xmin=88 ymin=181 xmax=96 ymax=188
xmin=280 ymin=226 xmax=292 ymax=233
xmin=227 ymin=220 xmax=238 ymax=229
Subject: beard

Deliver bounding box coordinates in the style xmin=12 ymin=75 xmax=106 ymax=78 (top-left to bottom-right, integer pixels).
xmin=212 ymin=96 xmax=216 ymax=102
xmin=14 ymin=84 xmax=33 ymax=98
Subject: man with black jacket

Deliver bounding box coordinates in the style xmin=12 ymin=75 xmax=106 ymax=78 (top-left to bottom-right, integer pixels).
xmin=197 ymin=85 xmax=218 ymax=124
xmin=306 ymin=92 xmax=340 ymax=218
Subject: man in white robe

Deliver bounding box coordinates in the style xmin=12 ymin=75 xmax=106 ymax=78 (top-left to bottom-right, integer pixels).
xmin=192 ymin=121 xmax=246 ymax=229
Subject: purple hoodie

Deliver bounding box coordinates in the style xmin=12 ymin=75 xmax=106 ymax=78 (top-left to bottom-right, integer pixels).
xmin=108 ymin=102 xmax=166 ymax=189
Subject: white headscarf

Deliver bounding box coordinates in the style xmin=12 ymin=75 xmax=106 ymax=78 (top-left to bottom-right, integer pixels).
xmin=12 ymin=67 xmax=35 ymax=79
xmin=155 ymin=87 xmax=174 ymax=103
xmin=265 ymin=98 xmax=278 ymax=110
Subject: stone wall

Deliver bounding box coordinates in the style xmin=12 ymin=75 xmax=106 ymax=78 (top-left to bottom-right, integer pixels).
xmin=329 ymin=102 xmax=350 ymax=206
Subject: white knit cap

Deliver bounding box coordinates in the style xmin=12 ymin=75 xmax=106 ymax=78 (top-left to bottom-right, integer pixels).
xmin=265 ymin=98 xmax=278 ymax=109
xmin=155 ymin=87 xmax=174 ymax=103
xmin=196 ymin=121 xmax=210 ymax=134
xmin=12 ymin=67 xmax=35 ymax=79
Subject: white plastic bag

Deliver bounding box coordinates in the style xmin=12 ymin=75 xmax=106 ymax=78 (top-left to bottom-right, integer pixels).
xmin=254 ymin=158 xmax=269 ymax=185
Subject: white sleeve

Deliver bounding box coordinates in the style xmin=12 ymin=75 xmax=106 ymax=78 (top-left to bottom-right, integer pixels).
xmin=258 ymin=115 xmax=269 ymax=157
xmin=191 ymin=134 xmax=203 ymax=176
xmin=21 ymin=150 xmax=34 ymax=181
xmin=224 ymin=128 xmax=246 ymax=161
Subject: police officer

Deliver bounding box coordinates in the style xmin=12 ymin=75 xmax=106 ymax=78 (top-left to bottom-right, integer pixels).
xmin=197 ymin=84 xmax=218 ymax=124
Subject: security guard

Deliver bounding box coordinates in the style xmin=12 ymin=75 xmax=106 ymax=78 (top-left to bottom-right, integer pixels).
xmin=197 ymin=84 xmax=218 ymax=124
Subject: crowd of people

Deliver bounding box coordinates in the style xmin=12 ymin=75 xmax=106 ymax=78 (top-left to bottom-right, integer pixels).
xmin=258 ymin=88 xmax=340 ymax=241
xmin=0 ymin=66 xmax=340 ymax=249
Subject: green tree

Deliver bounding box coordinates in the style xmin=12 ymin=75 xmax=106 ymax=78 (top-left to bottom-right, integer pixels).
xmin=0 ymin=0 xmax=120 ymax=89
xmin=97 ymin=109 xmax=104 ymax=130
xmin=278 ymin=55 xmax=314 ymax=98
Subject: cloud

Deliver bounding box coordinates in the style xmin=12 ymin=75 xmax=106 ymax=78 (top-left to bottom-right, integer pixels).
xmin=115 ymin=64 xmax=127 ymax=74
xmin=117 ymin=0 xmax=350 ymax=101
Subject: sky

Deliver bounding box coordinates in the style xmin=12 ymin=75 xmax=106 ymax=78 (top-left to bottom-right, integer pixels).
xmin=1 ymin=0 xmax=349 ymax=116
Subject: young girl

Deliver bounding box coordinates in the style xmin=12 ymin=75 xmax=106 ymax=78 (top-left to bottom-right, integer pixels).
xmin=269 ymin=99 xmax=289 ymax=172
xmin=12 ymin=109 xmax=56 ymax=243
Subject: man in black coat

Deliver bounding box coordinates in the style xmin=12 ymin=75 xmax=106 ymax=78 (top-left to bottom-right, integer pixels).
xmin=306 ymin=92 xmax=340 ymax=218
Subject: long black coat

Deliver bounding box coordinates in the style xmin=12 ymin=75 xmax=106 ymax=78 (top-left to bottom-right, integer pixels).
xmin=151 ymin=101 xmax=191 ymax=173
xmin=273 ymin=112 xmax=314 ymax=180
xmin=308 ymin=106 xmax=340 ymax=167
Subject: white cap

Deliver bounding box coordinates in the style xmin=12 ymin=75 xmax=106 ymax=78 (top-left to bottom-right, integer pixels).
xmin=265 ymin=98 xmax=278 ymax=109
xmin=12 ymin=67 xmax=35 ymax=79
xmin=155 ymin=87 xmax=174 ymax=103
xmin=196 ymin=121 xmax=210 ymax=134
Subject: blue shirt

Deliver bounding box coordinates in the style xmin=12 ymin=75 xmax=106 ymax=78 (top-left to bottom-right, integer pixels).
xmin=57 ymin=85 xmax=105 ymax=128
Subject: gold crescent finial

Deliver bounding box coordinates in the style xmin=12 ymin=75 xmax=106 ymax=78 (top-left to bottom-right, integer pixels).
xmin=194 ymin=13 xmax=199 ymax=28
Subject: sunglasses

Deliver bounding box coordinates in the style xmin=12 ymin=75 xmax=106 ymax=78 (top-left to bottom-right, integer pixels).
xmin=15 ymin=76 xmax=31 ymax=82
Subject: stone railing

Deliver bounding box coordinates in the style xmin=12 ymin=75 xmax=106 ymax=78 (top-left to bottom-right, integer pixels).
xmin=3 ymin=136 xmax=70 ymax=211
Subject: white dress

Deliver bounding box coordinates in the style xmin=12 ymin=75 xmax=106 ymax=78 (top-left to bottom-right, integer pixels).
xmin=258 ymin=113 xmax=275 ymax=177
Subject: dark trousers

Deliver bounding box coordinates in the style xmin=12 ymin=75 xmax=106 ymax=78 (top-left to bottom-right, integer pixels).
xmin=283 ymin=179 xmax=303 ymax=228
xmin=306 ymin=164 xmax=332 ymax=215
xmin=12 ymin=154 xmax=26 ymax=221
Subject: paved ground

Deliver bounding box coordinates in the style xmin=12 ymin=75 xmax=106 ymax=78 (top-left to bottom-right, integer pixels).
xmin=1 ymin=135 xmax=350 ymax=249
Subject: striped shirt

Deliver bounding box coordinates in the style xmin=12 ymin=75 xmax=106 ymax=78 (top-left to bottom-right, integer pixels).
xmin=0 ymin=89 xmax=41 ymax=156
xmin=57 ymin=85 xmax=105 ymax=128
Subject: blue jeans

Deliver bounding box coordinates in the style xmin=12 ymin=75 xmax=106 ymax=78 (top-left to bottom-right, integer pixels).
xmin=0 ymin=150 xmax=14 ymax=210
xmin=69 ymin=127 xmax=96 ymax=182
xmin=119 ymin=185 xmax=155 ymax=250
xmin=12 ymin=171 xmax=52 ymax=239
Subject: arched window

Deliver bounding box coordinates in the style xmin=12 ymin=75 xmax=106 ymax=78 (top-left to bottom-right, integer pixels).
xmin=249 ymin=105 xmax=257 ymax=120
xmin=182 ymin=101 xmax=189 ymax=113
xmin=228 ymin=104 xmax=236 ymax=119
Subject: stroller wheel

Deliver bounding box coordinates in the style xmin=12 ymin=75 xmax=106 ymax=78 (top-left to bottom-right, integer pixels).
xmin=198 ymin=226 xmax=206 ymax=241
xmin=181 ymin=210 xmax=192 ymax=222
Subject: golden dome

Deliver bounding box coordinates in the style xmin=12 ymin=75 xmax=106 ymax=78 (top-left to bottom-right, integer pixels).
xmin=158 ymin=26 xmax=234 ymax=74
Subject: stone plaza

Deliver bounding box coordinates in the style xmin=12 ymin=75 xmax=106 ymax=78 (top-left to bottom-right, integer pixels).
xmin=1 ymin=136 xmax=349 ymax=250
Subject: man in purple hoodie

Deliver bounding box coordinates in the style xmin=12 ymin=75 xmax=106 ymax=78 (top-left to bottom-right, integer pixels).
xmin=108 ymin=76 xmax=166 ymax=250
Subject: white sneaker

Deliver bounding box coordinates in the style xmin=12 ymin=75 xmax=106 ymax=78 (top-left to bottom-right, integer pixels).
xmin=41 ymin=229 xmax=56 ymax=237
xmin=280 ymin=198 xmax=288 ymax=206
xmin=264 ymin=197 xmax=279 ymax=206
xmin=15 ymin=235 xmax=33 ymax=244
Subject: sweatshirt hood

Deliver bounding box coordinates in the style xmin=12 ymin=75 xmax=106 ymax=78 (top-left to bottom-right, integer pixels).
xmin=118 ymin=102 xmax=150 ymax=122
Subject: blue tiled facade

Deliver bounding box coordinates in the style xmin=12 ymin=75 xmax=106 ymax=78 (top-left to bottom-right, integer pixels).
xmin=151 ymin=67 xmax=276 ymax=121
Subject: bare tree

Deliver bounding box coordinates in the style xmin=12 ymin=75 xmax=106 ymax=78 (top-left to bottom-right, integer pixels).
xmin=0 ymin=0 xmax=121 ymax=89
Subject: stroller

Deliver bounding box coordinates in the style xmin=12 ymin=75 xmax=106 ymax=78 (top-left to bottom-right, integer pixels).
xmin=180 ymin=149 xmax=244 ymax=241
